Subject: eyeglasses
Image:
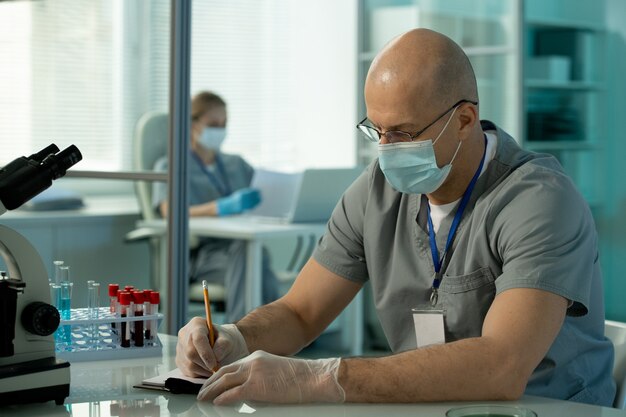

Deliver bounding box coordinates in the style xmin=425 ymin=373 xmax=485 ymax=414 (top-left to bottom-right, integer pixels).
xmin=356 ymin=99 xmax=478 ymax=144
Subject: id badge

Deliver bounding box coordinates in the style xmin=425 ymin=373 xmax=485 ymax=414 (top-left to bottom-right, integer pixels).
xmin=412 ymin=305 xmax=445 ymax=348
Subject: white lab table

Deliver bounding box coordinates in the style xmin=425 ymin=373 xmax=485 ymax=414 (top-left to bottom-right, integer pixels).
xmin=138 ymin=216 xmax=365 ymax=355
xmin=2 ymin=334 xmax=623 ymax=417
xmin=138 ymin=217 xmax=327 ymax=312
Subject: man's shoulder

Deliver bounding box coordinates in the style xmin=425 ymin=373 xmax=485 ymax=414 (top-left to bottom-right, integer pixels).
xmin=486 ymin=123 xmax=573 ymax=196
xmin=499 ymin=150 xmax=575 ymax=196
xmin=481 ymin=125 xmax=589 ymax=220
xmin=487 ymin=153 xmax=591 ymax=231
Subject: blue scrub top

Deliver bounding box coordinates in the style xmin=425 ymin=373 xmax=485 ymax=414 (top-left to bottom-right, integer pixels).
xmin=152 ymin=151 xmax=254 ymax=210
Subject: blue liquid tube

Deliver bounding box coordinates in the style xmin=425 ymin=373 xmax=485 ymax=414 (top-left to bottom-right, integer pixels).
xmin=88 ymin=282 xmax=100 ymax=346
xmin=60 ymin=281 xmax=73 ymax=346
xmin=50 ymin=284 xmax=62 ymax=346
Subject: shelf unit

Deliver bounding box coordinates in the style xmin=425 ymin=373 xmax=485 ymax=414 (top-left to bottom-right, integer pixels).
xmin=522 ymin=0 xmax=607 ymax=207
xmin=525 ymin=80 xmax=605 ymax=91
xmin=525 ymin=141 xmax=600 ymax=152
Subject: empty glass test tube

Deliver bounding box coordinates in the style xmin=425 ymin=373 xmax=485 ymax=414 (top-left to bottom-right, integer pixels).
xmin=88 ymin=282 xmax=100 ymax=344
xmin=59 ymin=265 xmax=71 ymax=284
xmin=53 ymin=260 xmax=64 ymax=285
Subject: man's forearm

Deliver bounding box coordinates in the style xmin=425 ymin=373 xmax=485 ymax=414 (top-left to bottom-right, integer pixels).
xmin=339 ymin=336 xmax=528 ymax=402
xmin=236 ymin=299 xmax=316 ymax=356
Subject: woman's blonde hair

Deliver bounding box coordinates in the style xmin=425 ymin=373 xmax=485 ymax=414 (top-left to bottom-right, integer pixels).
xmin=191 ymin=91 xmax=226 ymax=122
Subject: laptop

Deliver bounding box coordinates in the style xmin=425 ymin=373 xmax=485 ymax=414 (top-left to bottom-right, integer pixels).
xmin=245 ymin=167 xmax=363 ymax=223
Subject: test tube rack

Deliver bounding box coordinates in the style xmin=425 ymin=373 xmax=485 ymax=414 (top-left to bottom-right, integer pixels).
xmin=55 ymin=307 xmax=163 ymax=362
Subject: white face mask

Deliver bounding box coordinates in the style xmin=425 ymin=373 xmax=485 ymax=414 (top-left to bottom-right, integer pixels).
xmin=377 ymin=107 xmax=461 ymax=195
xmin=199 ymin=127 xmax=226 ymax=150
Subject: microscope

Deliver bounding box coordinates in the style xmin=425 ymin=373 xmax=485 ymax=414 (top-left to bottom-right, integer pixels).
xmin=0 ymin=144 xmax=82 ymax=405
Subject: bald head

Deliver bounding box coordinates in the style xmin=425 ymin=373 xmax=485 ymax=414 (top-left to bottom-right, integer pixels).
xmin=366 ymin=29 xmax=478 ymax=116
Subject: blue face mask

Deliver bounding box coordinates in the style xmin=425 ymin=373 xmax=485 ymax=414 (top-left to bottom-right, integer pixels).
xmin=199 ymin=127 xmax=226 ymax=150
xmin=377 ymin=107 xmax=461 ymax=195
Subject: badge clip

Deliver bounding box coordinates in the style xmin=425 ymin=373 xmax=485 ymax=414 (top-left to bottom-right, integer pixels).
xmin=430 ymin=287 xmax=438 ymax=306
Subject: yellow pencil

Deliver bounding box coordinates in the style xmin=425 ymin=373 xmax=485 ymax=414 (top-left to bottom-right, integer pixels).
xmin=202 ymin=280 xmax=216 ymax=347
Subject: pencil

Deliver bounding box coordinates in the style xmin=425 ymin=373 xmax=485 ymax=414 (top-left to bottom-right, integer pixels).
xmin=202 ymin=280 xmax=216 ymax=347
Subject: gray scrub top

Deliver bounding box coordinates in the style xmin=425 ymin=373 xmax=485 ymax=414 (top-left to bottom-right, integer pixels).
xmin=313 ymin=120 xmax=615 ymax=406
xmin=152 ymin=151 xmax=254 ymax=210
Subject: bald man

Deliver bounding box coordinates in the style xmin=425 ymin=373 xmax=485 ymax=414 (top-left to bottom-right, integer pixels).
xmin=176 ymin=29 xmax=615 ymax=406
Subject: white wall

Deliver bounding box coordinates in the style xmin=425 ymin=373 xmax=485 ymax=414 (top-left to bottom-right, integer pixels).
xmin=289 ymin=1 xmax=358 ymax=169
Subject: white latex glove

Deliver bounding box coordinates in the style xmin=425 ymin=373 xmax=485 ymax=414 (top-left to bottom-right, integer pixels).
xmin=176 ymin=318 xmax=249 ymax=377
xmin=196 ymin=350 xmax=345 ymax=405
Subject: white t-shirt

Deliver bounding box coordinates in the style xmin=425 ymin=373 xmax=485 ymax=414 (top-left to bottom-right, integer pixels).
xmin=429 ymin=131 xmax=497 ymax=232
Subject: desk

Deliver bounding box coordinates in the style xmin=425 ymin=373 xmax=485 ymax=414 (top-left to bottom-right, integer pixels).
xmin=138 ymin=217 xmax=365 ymax=355
xmin=1 ymin=196 xmax=140 ymax=221
xmin=2 ymin=334 xmax=623 ymax=417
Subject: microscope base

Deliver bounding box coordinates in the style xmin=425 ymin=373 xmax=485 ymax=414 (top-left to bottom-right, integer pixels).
xmin=0 ymin=356 xmax=70 ymax=405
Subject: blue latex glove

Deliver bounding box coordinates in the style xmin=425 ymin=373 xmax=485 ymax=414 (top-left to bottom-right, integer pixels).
xmin=216 ymin=188 xmax=261 ymax=216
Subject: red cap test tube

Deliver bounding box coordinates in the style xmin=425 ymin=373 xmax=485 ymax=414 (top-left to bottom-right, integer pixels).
xmin=148 ymin=292 xmax=160 ymax=343
xmin=132 ymin=291 xmax=144 ymax=347
xmin=119 ymin=292 xmax=131 ymax=348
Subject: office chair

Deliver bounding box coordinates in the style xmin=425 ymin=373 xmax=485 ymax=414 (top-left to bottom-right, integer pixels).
xmin=605 ymin=320 xmax=626 ymax=409
xmin=125 ymin=111 xmax=225 ymax=309
xmin=274 ymin=233 xmax=319 ymax=289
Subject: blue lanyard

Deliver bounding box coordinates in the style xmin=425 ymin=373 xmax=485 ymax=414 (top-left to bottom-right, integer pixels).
xmin=191 ymin=152 xmax=232 ymax=197
xmin=427 ymin=135 xmax=487 ymax=306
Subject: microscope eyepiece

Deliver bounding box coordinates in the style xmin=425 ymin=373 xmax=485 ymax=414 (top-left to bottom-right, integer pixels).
xmin=28 ymin=144 xmax=61 ymax=163
xmin=41 ymin=145 xmax=82 ymax=180
xmin=0 ymin=144 xmax=83 ymax=212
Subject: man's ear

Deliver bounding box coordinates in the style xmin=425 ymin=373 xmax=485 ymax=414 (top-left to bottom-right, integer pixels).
xmin=457 ymin=103 xmax=478 ymax=141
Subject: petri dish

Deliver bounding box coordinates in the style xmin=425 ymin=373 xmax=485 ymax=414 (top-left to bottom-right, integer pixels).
xmin=446 ymin=405 xmax=538 ymax=417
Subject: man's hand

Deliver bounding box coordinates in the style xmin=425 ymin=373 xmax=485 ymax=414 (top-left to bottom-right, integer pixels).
xmin=176 ymin=318 xmax=249 ymax=377
xmin=196 ymin=351 xmax=345 ymax=405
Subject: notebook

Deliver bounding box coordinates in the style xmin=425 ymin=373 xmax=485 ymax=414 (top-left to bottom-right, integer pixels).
xmin=245 ymin=167 xmax=362 ymax=223
xmin=134 ymin=368 xmax=207 ymax=394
